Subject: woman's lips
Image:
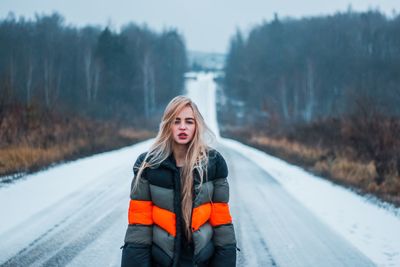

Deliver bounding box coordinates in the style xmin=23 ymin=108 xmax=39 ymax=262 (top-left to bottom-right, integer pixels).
xmin=178 ymin=133 xmax=188 ymax=139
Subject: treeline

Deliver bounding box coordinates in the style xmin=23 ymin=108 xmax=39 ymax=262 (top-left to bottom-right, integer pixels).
xmin=221 ymin=10 xmax=400 ymax=205
xmin=0 ymin=12 xmax=187 ymax=126
xmin=224 ymin=10 xmax=400 ymax=126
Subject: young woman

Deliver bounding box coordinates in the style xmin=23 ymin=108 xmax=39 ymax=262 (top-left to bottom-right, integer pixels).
xmin=121 ymin=96 xmax=237 ymax=267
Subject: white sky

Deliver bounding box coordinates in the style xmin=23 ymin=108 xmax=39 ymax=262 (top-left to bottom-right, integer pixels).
xmin=1 ymin=0 xmax=399 ymax=53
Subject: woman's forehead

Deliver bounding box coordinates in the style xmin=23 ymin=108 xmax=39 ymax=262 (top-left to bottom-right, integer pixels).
xmin=175 ymin=106 xmax=194 ymax=118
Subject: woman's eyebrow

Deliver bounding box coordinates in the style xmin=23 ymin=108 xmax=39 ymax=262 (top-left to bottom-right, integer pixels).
xmin=175 ymin=117 xmax=195 ymax=120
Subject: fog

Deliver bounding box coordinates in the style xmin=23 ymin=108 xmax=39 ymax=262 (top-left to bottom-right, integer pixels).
xmin=1 ymin=0 xmax=399 ymax=53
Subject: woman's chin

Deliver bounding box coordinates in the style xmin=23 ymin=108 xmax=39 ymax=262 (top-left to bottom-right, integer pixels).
xmin=174 ymin=139 xmax=191 ymax=145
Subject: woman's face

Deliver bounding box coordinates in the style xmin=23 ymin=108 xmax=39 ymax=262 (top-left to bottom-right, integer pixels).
xmin=171 ymin=106 xmax=196 ymax=146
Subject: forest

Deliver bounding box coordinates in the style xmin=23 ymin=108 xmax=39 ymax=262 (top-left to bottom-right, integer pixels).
xmin=0 ymin=13 xmax=187 ymax=178
xmin=221 ymin=10 xmax=400 ymax=205
xmin=0 ymin=12 xmax=187 ymax=124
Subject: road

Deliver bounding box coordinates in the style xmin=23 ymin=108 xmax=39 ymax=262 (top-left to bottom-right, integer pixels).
xmin=0 ymin=73 xmax=376 ymax=266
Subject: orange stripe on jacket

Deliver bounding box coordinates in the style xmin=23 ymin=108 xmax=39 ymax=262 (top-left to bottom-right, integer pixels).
xmin=153 ymin=205 xmax=176 ymax=237
xmin=209 ymin=203 xmax=232 ymax=226
xmin=128 ymin=200 xmax=153 ymax=225
xmin=191 ymin=203 xmax=212 ymax=231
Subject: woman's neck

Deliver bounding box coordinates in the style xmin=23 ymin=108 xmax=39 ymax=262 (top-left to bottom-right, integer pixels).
xmin=172 ymin=144 xmax=188 ymax=167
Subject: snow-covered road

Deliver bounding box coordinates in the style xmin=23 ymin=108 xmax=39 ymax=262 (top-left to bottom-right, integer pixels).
xmin=0 ymin=72 xmax=399 ymax=267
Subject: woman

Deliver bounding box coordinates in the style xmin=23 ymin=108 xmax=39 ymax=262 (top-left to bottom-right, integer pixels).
xmin=121 ymin=95 xmax=237 ymax=267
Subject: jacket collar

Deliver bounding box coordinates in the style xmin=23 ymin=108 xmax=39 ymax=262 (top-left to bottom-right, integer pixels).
xmin=158 ymin=152 xmax=179 ymax=171
xmin=157 ymin=148 xmax=216 ymax=172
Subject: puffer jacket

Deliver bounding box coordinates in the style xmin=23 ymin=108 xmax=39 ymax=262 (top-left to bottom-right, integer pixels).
xmin=121 ymin=149 xmax=237 ymax=267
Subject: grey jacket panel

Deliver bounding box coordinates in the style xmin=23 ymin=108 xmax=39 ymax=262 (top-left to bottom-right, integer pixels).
xmin=192 ymin=222 xmax=213 ymax=255
xmin=124 ymin=224 xmax=152 ymax=245
xmin=213 ymin=224 xmax=236 ymax=247
xmin=153 ymin=225 xmax=175 ymax=259
xmin=212 ymin=177 xmax=229 ymax=203
xmin=130 ymin=177 xmax=151 ymax=201
xmin=194 ymin=181 xmax=214 ymax=208
xmin=150 ymin=184 xmax=174 ymax=212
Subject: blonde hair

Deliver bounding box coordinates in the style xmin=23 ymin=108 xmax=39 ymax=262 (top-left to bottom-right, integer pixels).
xmin=132 ymin=95 xmax=216 ymax=241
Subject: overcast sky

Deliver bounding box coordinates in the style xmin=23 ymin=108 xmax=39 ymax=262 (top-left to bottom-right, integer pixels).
xmin=1 ymin=0 xmax=399 ymax=53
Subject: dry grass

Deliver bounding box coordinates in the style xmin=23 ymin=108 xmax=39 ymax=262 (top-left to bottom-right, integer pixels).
xmin=0 ymin=145 xmax=74 ymax=174
xmin=0 ymin=105 xmax=155 ymax=178
xmin=251 ymin=136 xmax=327 ymax=165
xmin=223 ymin=128 xmax=400 ymax=207
xmin=314 ymin=158 xmax=377 ymax=187
xmin=118 ymin=127 xmax=154 ymax=140
xmin=0 ymin=129 xmax=154 ymax=177
xmin=251 ymin=135 xmax=377 ymax=188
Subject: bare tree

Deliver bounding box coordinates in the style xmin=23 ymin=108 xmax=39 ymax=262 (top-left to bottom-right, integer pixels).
xmin=83 ymin=46 xmax=94 ymax=102
xmin=279 ymin=76 xmax=290 ymax=124
xmin=303 ymin=59 xmax=315 ymax=122
xmin=25 ymin=52 xmax=33 ymax=106
xmin=142 ymin=51 xmax=155 ymax=119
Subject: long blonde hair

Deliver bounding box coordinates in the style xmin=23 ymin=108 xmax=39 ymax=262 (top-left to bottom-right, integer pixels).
xmin=132 ymin=95 xmax=215 ymax=241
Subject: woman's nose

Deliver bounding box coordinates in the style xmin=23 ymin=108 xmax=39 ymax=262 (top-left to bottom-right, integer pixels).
xmin=179 ymin=123 xmax=186 ymax=129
